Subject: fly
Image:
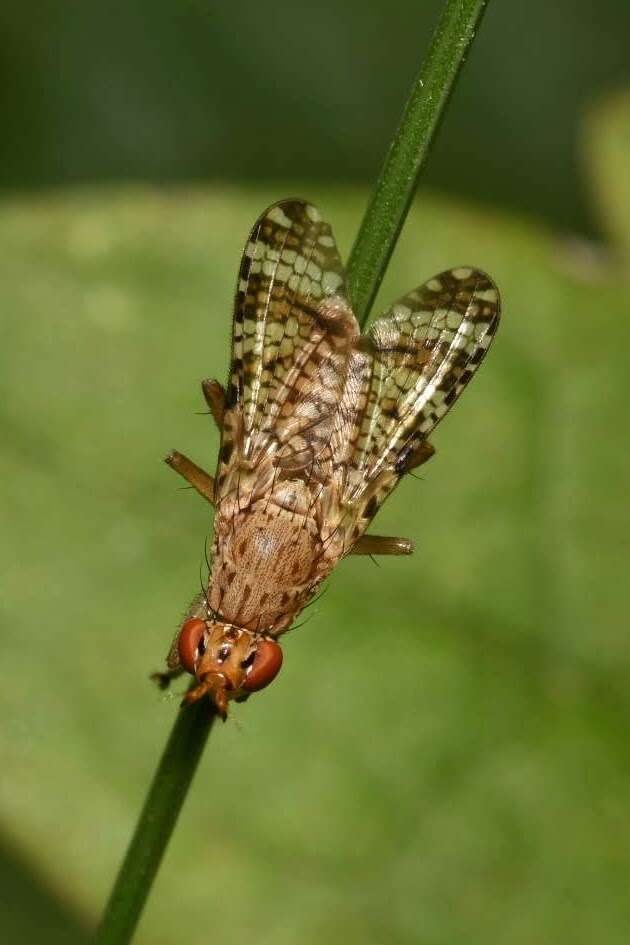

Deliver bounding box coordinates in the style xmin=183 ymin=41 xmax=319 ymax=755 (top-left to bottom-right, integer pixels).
xmin=153 ymin=200 xmax=500 ymax=718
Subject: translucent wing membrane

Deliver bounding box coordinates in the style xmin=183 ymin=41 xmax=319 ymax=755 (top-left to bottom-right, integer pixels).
xmin=343 ymin=267 xmax=500 ymax=501
xmin=215 ymin=202 xmax=499 ymax=535
xmin=216 ymin=200 xmax=357 ymax=503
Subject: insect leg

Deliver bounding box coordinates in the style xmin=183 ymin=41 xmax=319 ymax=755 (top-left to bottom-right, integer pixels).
xmin=150 ymin=666 xmax=185 ymax=690
xmin=165 ymin=450 xmax=215 ymax=505
xmin=151 ymin=591 xmax=208 ymax=689
xmin=201 ymin=379 xmax=226 ymax=430
xmin=150 ymin=621 xmax=186 ymax=688
xmin=351 ymin=535 xmax=414 ymax=556
xmin=401 ymin=439 xmax=435 ymax=472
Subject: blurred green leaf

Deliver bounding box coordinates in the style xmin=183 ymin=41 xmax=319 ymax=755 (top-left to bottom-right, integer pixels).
xmin=1 ymin=154 xmax=630 ymax=942
xmin=3 ymin=0 xmax=630 ymax=233
xmin=584 ymin=87 xmax=630 ymax=262
xmin=0 ymin=834 xmax=87 ymax=945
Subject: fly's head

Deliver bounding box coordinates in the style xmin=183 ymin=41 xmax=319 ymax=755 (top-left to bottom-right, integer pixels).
xmin=176 ymin=618 xmax=283 ymax=719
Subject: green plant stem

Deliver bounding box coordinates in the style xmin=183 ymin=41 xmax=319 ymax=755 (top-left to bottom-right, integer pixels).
xmin=94 ymin=696 xmax=216 ymax=945
xmin=347 ymin=0 xmax=490 ymax=327
xmin=94 ymin=2 xmax=491 ymax=942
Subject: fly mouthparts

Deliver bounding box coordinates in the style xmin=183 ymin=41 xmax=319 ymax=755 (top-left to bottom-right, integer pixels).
xmin=181 ymin=672 xmax=231 ymax=720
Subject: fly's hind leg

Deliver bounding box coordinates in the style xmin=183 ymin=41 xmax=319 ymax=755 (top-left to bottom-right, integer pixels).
xmin=201 ymin=379 xmax=226 ymax=430
xmin=165 ymin=450 xmax=215 ymax=505
xmin=351 ymin=441 xmax=436 ymax=556
xmin=401 ymin=439 xmax=435 ymax=472
xmin=351 ymin=535 xmax=414 ymax=556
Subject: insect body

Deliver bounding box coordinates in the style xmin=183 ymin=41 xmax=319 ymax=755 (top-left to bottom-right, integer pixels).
xmin=156 ymin=200 xmax=500 ymax=717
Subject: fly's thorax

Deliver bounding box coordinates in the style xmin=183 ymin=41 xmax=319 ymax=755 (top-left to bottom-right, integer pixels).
xmin=270 ymin=479 xmax=311 ymax=516
xmin=209 ymin=496 xmax=324 ymax=630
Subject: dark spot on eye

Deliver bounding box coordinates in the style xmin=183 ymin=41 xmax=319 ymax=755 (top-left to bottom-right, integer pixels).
xmin=218 ymin=645 xmax=231 ymax=662
xmin=197 ymin=638 xmax=206 ymax=657
xmin=240 ymin=652 xmax=255 ymax=670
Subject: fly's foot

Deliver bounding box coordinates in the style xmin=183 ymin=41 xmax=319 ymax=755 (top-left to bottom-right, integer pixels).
xmin=150 ymin=668 xmax=182 ymax=691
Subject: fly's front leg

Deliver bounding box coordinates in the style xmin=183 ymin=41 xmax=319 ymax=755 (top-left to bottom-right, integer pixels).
xmin=150 ymin=665 xmax=185 ymax=690
xmin=151 ymin=592 xmax=208 ymax=690
xmin=150 ymin=626 xmax=186 ymax=689
xmin=165 ymin=450 xmax=215 ymax=505
xmin=351 ymin=535 xmax=414 ymax=556
xmin=201 ymin=379 xmax=226 ymax=430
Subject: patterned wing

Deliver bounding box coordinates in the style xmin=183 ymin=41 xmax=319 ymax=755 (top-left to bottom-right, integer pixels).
xmin=215 ymin=200 xmax=358 ymax=504
xmin=341 ymin=267 xmax=500 ymax=506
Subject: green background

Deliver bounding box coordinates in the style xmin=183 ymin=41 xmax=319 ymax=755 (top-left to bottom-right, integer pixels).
xmin=3 ymin=0 xmax=630 ymax=232
xmin=2 ymin=5 xmax=630 ymax=945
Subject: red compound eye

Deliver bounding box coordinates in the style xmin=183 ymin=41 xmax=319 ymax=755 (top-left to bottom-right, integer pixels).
xmin=178 ymin=618 xmax=206 ymax=675
xmin=243 ymin=639 xmax=283 ymax=692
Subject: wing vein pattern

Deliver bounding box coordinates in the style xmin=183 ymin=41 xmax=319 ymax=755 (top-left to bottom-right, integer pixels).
xmin=208 ymin=199 xmax=499 ymax=635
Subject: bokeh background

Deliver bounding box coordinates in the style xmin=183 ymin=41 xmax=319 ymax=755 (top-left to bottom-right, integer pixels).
xmin=2 ymin=3 xmax=630 ymax=944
